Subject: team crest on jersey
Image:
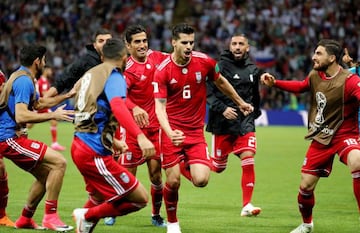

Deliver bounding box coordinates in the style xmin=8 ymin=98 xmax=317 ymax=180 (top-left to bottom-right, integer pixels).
xmin=216 ymin=149 xmax=222 ymax=157
xmin=31 ymin=142 xmax=40 ymax=149
xmin=146 ymin=63 xmax=151 ymax=69
xmin=120 ymin=172 xmax=130 ymax=183
xmin=126 ymin=151 xmax=132 ymax=161
xmin=249 ymin=74 xmax=254 ymax=82
xmin=195 ymin=72 xmax=202 ymax=83
xmin=140 ymin=75 xmax=147 ymax=81
xmin=233 ymin=74 xmax=240 ymax=79
xmin=182 ymin=68 xmax=188 ymax=74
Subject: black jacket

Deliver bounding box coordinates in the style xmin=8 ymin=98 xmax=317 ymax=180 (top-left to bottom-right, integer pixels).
xmin=52 ymin=44 xmax=102 ymax=93
xmin=206 ymin=50 xmax=262 ymax=135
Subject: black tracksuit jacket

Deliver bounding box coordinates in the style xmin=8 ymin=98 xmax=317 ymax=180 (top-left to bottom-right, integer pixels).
xmin=206 ymin=50 xmax=262 ymax=135
xmin=52 ymin=44 xmax=102 ymax=93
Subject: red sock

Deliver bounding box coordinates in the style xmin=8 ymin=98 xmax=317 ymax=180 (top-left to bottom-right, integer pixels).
xmin=0 ymin=173 xmax=9 ymax=217
xmin=151 ymin=183 xmax=163 ymax=216
xmin=179 ymin=161 xmax=192 ymax=181
xmin=163 ymin=183 xmax=179 ymax=223
xmin=21 ymin=205 xmax=36 ymax=218
xmin=51 ymin=126 xmax=57 ymax=143
xmin=241 ymin=156 xmax=255 ymax=206
xmin=297 ymin=188 xmax=314 ymax=223
xmin=45 ymin=200 xmax=58 ymax=215
xmin=85 ymin=200 xmax=146 ymax=222
xmin=352 ymin=170 xmax=360 ymax=212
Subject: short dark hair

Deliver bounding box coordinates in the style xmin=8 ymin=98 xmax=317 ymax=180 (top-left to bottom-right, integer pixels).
xmin=93 ymin=28 xmax=112 ymax=42
xmin=19 ymin=44 xmax=47 ymax=67
xmin=102 ymin=38 xmax=127 ymax=60
xmin=317 ymin=39 xmax=342 ymax=63
xmin=172 ymin=23 xmax=195 ymax=40
xmin=124 ymin=25 xmax=147 ymax=43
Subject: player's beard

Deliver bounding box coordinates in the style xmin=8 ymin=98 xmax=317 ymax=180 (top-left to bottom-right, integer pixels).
xmin=34 ymin=64 xmax=43 ymax=80
xmin=313 ymin=60 xmax=331 ymax=72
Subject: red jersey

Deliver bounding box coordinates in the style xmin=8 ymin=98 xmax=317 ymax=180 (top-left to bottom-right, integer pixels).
xmin=275 ymin=70 xmax=360 ymax=138
xmin=36 ymin=75 xmax=50 ymax=97
xmin=0 ymin=70 xmax=6 ymax=85
xmin=124 ymin=49 xmax=167 ymax=129
xmin=154 ymin=51 xmax=220 ymax=130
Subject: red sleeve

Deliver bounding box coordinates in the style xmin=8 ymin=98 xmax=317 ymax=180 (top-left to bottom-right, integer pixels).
xmin=110 ymin=97 xmax=142 ymax=138
xmin=274 ymin=77 xmax=310 ymax=93
xmin=346 ymin=74 xmax=360 ymax=101
xmin=125 ymin=98 xmax=136 ymax=110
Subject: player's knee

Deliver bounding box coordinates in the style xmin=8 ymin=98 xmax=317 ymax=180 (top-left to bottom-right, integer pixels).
xmin=51 ymin=155 xmax=67 ymax=172
xmin=149 ymin=172 xmax=162 ymax=185
xmin=137 ymin=201 xmax=148 ymax=210
xmin=192 ymin=176 xmax=209 ymax=187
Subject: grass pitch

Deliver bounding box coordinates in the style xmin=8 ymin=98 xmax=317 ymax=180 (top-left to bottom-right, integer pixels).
xmin=1 ymin=123 xmax=359 ymax=232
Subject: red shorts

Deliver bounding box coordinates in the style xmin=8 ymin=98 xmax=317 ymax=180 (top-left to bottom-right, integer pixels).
xmin=118 ymin=127 xmax=161 ymax=168
xmin=161 ymin=128 xmax=211 ymax=169
xmin=303 ymin=135 xmax=360 ymax=177
xmin=210 ymin=132 xmax=256 ymax=171
xmin=0 ymin=136 xmax=47 ymax=171
xmin=211 ymin=132 xmax=256 ymax=157
xmin=71 ymin=137 xmax=139 ymax=201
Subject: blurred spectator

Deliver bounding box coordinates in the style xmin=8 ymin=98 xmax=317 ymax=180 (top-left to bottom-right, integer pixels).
xmin=0 ymin=0 xmax=359 ymax=110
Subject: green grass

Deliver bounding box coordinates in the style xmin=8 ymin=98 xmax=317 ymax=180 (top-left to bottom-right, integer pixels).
xmin=2 ymin=123 xmax=359 ymax=232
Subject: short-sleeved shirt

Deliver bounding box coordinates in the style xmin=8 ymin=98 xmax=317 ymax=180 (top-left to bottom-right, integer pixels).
xmin=0 ymin=66 xmax=37 ymax=141
xmin=75 ymin=70 xmax=127 ymax=155
xmin=125 ymin=49 xmax=167 ymax=129
xmin=154 ymin=51 xmax=220 ymax=131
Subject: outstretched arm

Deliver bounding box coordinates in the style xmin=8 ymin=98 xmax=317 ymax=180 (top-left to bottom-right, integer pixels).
xmin=261 ymin=73 xmax=309 ymax=93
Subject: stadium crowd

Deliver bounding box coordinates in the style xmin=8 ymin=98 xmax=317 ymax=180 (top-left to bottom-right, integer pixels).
xmin=0 ymin=0 xmax=359 ymax=110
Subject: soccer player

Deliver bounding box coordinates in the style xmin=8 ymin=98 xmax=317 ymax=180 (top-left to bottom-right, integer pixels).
xmin=71 ymin=38 xmax=155 ymax=233
xmin=153 ymin=23 xmax=254 ymax=233
xmin=36 ymin=66 xmax=66 ymax=151
xmin=112 ymin=24 xmax=168 ymax=227
xmin=44 ymin=28 xmax=112 ymax=97
xmin=0 ymin=44 xmax=74 ymax=231
xmin=206 ymin=34 xmax=269 ymax=217
xmin=0 ymin=70 xmax=14 ymax=228
xmin=261 ymin=39 xmax=360 ymax=233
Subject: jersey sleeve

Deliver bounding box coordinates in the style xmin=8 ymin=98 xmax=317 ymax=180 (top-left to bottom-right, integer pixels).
xmin=274 ymin=77 xmax=310 ymax=93
xmin=153 ymin=67 xmax=167 ymax=99
xmin=104 ymin=71 xmax=127 ymax=102
xmin=13 ymin=76 xmax=35 ymax=105
xmin=346 ymin=74 xmax=360 ymax=101
xmin=207 ymin=57 xmax=220 ymax=82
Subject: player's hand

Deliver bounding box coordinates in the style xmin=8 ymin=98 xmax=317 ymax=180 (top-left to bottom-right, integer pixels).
xmin=238 ymin=103 xmax=254 ymax=116
xmin=65 ymin=86 xmax=77 ymax=99
xmin=137 ymin=133 xmax=155 ymax=158
xmin=223 ymin=107 xmax=238 ymax=120
xmin=342 ymin=48 xmax=354 ymax=66
xmin=260 ymin=73 xmax=276 ymax=87
xmin=169 ymin=129 xmax=185 ymax=146
xmin=52 ymin=104 xmax=74 ymax=122
xmin=132 ymin=106 xmax=149 ymax=128
xmin=113 ymin=138 xmax=128 ymax=154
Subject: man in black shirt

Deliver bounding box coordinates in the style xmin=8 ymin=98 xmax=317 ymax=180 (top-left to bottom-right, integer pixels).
xmin=206 ymin=34 xmax=267 ymax=217
xmin=45 ymin=28 xmax=112 ymax=97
